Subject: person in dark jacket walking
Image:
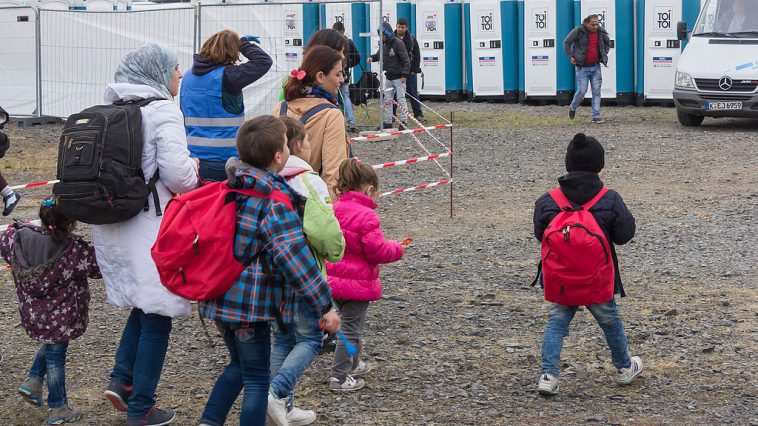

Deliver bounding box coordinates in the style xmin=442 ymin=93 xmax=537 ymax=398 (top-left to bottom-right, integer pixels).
xmin=180 ymin=30 xmax=273 ymax=181
xmin=533 ymin=133 xmax=643 ymax=396
xmin=368 ymin=22 xmax=411 ymax=129
xmin=394 ymin=18 xmax=424 ymax=122
xmin=563 ymin=15 xmax=611 ymax=123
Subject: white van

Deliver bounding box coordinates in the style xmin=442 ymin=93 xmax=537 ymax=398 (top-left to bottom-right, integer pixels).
xmin=673 ymin=0 xmax=758 ymax=126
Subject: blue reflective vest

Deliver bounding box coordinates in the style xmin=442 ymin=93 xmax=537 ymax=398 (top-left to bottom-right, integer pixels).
xmin=180 ymin=67 xmax=245 ymax=161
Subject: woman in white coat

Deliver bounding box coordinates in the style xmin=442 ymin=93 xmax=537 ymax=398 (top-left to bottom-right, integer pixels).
xmin=93 ymin=44 xmax=199 ymax=426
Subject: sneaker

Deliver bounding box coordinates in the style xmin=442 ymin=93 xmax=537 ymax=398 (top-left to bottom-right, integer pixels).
xmin=347 ymin=124 xmax=358 ymax=133
xmin=286 ymin=406 xmax=317 ymax=426
xmin=126 ymin=407 xmax=175 ymax=426
xmin=416 ymin=115 xmax=427 ymax=124
xmin=104 ymin=379 xmax=132 ymax=412
xmin=266 ymin=392 xmax=288 ymax=426
xmin=568 ymin=108 xmax=576 ymax=120
xmin=329 ymin=375 xmax=364 ymax=392
xmin=3 ymin=191 xmax=21 ymax=216
xmin=617 ymin=356 xmax=644 ymax=385
xmin=592 ymin=117 xmax=604 ymax=124
xmin=537 ymin=373 xmax=559 ymax=395
xmin=350 ymin=360 xmax=372 ymax=377
xmin=380 ymin=122 xmax=394 ymax=130
xmin=47 ymin=405 xmax=83 ymax=425
xmin=18 ymin=377 xmax=44 ymax=406
xmin=399 ymin=121 xmax=408 ymax=129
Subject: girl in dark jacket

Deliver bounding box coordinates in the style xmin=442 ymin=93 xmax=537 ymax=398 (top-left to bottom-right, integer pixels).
xmin=1 ymin=197 xmax=101 ymax=424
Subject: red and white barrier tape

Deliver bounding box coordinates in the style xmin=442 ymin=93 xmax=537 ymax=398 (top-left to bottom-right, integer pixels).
xmin=349 ymin=124 xmax=452 ymax=142
xmin=379 ymin=179 xmax=452 ymax=197
xmin=10 ymin=179 xmax=59 ymax=191
xmin=372 ymin=152 xmax=452 ymax=170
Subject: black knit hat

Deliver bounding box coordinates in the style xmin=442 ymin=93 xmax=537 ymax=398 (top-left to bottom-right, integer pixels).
xmin=565 ymin=133 xmax=604 ymax=173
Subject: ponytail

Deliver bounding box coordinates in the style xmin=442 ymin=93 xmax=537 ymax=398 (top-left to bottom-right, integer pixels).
xmin=39 ymin=197 xmax=75 ymax=244
xmin=335 ymin=158 xmax=379 ymax=197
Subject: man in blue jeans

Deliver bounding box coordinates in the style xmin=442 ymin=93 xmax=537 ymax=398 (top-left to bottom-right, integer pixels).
xmin=533 ymin=132 xmax=643 ymax=395
xmin=563 ymin=15 xmax=611 ymax=123
xmin=333 ymin=22 xmax=360 ymax=132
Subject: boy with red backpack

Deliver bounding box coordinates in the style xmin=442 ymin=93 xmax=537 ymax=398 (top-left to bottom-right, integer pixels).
xmin=533 ymin=133 xmax=642 ymax=395
xmin=196 ymin=115 xmax=340 ymax=426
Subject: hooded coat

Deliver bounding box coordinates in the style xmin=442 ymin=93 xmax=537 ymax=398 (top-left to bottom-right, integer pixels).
xmin=92 ymin=83 xmax=199 ymax=318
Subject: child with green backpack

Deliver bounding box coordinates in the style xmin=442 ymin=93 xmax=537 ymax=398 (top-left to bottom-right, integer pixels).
xmin=266 ymin=116 xmax=345 ymax=426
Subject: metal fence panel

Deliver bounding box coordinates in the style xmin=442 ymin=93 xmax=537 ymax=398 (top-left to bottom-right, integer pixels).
xmin=39 ymin=7 xmax=195 ymax=117
xmin=0 ymin=6 xmax=38 ymax=116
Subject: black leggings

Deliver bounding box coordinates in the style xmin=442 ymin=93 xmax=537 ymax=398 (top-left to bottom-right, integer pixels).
xmin=0 ymin=171 xmax=7 ymax=189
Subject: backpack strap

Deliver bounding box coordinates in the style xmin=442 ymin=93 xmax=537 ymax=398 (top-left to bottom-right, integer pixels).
xmin=300 ymin=103 xmax=338 ymax=125
xmin=284 ymin=169 xmax=309 ymax=182
xmin=582 ymin=187 xmax=609 ymax=211
xmin=278 ymin=101 xmax=288 ymax=118
xmin=147 ymin=170 xmax=162 ymax=217
xmin=231 ymin=188 xmax=293 ymax=211
xmin=547 ymin=187 xmax=609 ymax=211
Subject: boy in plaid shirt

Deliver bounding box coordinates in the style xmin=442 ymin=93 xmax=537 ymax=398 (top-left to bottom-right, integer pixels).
xmin=199 ymin=115 xmax=340 ymax=426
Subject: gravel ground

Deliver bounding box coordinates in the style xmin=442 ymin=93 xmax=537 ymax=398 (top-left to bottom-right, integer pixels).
xmin=0 ymin=102 xmax=756 ymax=425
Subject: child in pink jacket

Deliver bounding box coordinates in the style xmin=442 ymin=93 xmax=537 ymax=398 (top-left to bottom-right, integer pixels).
xmin=326 ymin=158 xmax=409 ymax=392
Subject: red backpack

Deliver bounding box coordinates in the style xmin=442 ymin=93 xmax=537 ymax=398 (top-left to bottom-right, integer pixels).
xmin=539 ymin=187 xmax=614 ymax=306
xmin=151 ymin=181 xmax=293 ymax=301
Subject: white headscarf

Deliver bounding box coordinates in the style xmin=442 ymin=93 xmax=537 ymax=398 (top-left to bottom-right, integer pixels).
xmin=114 ymin=43 xmax=177 ymax=98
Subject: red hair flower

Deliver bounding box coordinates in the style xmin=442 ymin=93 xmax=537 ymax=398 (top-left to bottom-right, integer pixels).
xmin=290 ymin=69 xmax=306 ymax=81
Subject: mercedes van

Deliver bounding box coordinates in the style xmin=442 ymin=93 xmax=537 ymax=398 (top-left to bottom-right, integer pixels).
xmin=673 ymin=0 xmax=758 ymax=126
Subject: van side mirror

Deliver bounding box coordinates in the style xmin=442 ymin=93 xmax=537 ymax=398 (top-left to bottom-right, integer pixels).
xmin=677 ymin=21 xmax=688 ymax=41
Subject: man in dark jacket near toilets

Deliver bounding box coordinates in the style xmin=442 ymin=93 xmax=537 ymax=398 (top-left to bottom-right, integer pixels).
xmin=563 ymin=15 xmax=611 ymax=123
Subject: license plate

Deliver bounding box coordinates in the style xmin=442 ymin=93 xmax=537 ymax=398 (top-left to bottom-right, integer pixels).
xmin=705 ymin=101 xmax=743 ymax=111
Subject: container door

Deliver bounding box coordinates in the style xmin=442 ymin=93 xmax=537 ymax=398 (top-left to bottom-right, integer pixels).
xmin=581 ymin=0 xmax=616 ymax=98
xmin=283 ymin=5 xmax=304 ymax=72
xmin=524 ymin=0 xmax=558 ymax=97
xmin=417 ymin=0 xmax=446 ymax=96
xmin=370 ymin=0 xmax=398 ymax=75
xmin=471 ymin=0 xmax=504 ymax=97
xmin=644 ymin=0 xmax=681 ymax=99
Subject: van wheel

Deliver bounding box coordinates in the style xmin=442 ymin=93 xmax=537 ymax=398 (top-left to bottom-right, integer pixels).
xmin=677 ymin=110 xmax=705 ymax=127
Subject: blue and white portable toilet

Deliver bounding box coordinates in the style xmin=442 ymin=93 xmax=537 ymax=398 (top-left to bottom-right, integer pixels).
xmin=465 ymin=0 xmax=519 ymax=102
xmin=573 ymin=0 xmax=635 ymax=104
xmin=321 ymin=2 xmax=370 ymax=84
xmin=261 ymin=0 xmax=318 ymax=73
xmin=519 ymin=0 xmax=575 ymax=104
xmin=416 ymin=0 xmax=464 ymax=101
xmin=635 ymin=0 xmax=701 ymax=103
xmin=369 ymin=0 xmax=399 ymax=76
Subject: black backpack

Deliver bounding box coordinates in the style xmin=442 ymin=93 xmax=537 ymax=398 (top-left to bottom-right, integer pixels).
xmin=350 ymin=65 xmax=380 ymax=106
xmin=53 ymin=98 xmax=162 ymax=225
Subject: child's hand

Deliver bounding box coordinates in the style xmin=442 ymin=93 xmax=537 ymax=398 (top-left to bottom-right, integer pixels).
xmin=401 ymin=237 xmax=413 ymax=253
xmin=321 ymin=310 xmax=341 ymax=334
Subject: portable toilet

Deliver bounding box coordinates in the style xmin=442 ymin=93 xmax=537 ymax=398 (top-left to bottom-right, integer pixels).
xmin=519 ymin=0 xmax=574 ymax=104
xmin=321 ymin=2 xmax=369 ymax=84
xmin=465 ymin=0 xmax=519 ymax=102
xmin=571 ymin=0 xmax=634 ymax=104
xmin=369 ymin=0 xmax=398 ymax=76
xmin=416 ymin=0 xmax=464 ymax=101
xmin=635 ymin=0 xmax=701 ymax=103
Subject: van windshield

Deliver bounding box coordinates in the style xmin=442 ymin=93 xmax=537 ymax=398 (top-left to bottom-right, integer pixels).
xmin=693 ymin=0 xmax=758 ymax=37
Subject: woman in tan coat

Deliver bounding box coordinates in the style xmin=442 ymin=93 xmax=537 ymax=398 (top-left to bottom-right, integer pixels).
xmin=274 ymin=46 xmax=348 ymax=200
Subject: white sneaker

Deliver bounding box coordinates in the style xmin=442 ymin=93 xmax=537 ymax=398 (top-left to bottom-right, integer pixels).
xmin=538 ymin=373 xmax=559 ymax=395
xmin=266 ymin=392 xmax=288 ymax=426
xmin=617 ymin=356 xmax=644 ymax=385
xmin=350 ymin=360 xmax=372 ymax=376
xmin=329 ymin=375 xmax=365 ymax=392
xmin=286 ymin=406 xmax=317 ymax=426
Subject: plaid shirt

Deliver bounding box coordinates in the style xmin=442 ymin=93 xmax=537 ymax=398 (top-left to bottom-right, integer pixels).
xmin=199 ymin=166 xmax=332 ymax=324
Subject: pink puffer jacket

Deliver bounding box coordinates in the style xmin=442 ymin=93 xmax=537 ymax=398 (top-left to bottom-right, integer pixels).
xmin=326 ymin=191 xmax=403 ymax=301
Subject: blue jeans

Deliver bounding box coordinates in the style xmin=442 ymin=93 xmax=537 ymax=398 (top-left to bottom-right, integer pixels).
xmin=384 ymin=78 xmax=408 ymax=123
xmin=540 ymin=299 xmax=631 ymax=377
xmin=570 ymin=64 xmax=603 ymax=119
xmin=110 ymin=308 xmax=173 ymax=418
xmin=200 ymin=321 xmax=271 ymax=426
xmin=28 ymin=343 xmax=69 ymax=408
xmin=269 ymin=300 xmax=322 ymax=401
xmin=339 ymin=82 xmax=356 ymax=125
xmin=199 ymin=159 xmax=228 ymax=182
